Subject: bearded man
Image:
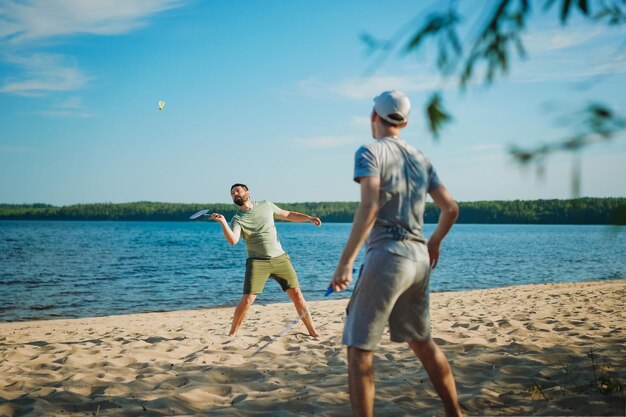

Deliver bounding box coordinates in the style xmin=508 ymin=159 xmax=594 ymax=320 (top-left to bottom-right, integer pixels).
xmin=211 ymin=183 xmax=320 ymax=337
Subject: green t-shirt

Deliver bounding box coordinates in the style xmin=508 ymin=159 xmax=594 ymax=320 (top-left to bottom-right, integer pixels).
xmin=230 ymin=200 xmax=285 ymax=259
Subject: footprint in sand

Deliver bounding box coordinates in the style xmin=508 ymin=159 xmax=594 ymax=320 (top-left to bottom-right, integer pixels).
xmin=231 ymin=393 xmax=247 ymax=405
xmin=496 ymin=319 xmax=512 ymax=328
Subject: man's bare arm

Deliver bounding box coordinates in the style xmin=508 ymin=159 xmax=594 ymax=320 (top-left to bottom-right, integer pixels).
xmin=211 ymin=213 xmax=241 ymax=245
xmin=330 ymin=176 xmax=380 ymax=292
xmin=276 ymin=210 xmax=322 ymax=226
xmin=427 ymin=185 xmax=459 ymax=269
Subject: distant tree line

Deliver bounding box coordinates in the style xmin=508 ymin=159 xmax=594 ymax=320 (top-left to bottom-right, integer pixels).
xmin=0 ymin=198 xmax=624 ymax=225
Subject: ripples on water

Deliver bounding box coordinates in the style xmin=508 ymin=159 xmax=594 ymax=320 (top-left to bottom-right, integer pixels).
xmin=0 ymin=221 xmax=623 ymax=322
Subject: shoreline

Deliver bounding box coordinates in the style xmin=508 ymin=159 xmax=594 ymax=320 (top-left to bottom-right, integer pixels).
xmin=3 ymin=277 xmax=624 ymax=324
xmin=2 ymin=197 xmax=625 ymax=225
xmin=1 ymin=280 xmax=624 ymax=416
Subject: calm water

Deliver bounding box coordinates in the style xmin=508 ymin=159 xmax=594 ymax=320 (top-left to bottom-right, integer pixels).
xmin=0 ymin=221 xmax=624 ymax=322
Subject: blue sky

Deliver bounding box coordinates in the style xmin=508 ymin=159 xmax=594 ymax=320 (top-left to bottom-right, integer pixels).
xmin=1 ymin=0 xmax=625 ymax=205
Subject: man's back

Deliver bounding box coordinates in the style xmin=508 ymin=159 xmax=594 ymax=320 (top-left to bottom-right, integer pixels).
xmin=354 ymin=136 xmax=441 ymax=259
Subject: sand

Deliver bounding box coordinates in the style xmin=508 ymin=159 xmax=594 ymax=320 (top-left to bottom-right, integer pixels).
xmin=1 ymin=279 xmax=624 ymax=416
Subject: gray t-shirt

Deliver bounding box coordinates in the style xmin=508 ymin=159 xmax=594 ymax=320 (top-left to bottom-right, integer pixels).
xmin=230 ymin=200 xmax=285 ymax=259
xmin=354 ymin=136 xmax=441 ymax=260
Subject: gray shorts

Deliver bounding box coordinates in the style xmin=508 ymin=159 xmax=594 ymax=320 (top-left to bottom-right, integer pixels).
xmin=342 ymin=246 xmax=432 ymax=351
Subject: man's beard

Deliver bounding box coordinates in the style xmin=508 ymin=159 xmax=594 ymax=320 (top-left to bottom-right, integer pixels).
xmin=233 ymin=196 xmax=246 ymax=206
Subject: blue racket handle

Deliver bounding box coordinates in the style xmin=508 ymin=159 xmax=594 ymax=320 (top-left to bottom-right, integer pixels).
xmin=325 ymin=267 xmax=359 ymax=296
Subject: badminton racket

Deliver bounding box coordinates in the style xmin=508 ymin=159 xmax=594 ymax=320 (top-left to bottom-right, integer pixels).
xmin=189 ymin=208 xmax=213 ymax=220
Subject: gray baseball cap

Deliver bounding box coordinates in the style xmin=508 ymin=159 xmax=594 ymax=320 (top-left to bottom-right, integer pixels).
xmin=373 ymin=90 xmax=411 ymax=125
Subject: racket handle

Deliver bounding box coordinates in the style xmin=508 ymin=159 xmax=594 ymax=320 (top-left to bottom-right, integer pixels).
xmin=325 ymin=267 xmax=357 ymax=296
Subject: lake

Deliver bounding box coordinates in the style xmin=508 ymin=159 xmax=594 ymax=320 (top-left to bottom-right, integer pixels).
xmin=0 ymin=221 xmax=624 ymax=322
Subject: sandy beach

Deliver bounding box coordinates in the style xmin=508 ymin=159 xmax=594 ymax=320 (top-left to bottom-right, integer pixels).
xmin=1 ymin=279 xmax=624 ymax=416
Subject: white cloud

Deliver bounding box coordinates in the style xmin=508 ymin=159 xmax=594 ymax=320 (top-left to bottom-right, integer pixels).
xmin=55 ymin=95 xmax=83 ymax=109
xmin=36 ymin=98 xmax=94 ymax=117
xmin=0 ymin=0 xmax=186 ymax=43
xmin=593 ymin=50 xmax=626 ymax=76
xmin=0 ymin=53 xmax=90 ymax=95
xmin=34 ymin=109 xmax=92 ymax=118
xmin=523 ymin=28 xmax=603 ymax=53
xmin=24 ymin=95 xmax=93 ymax=118
xmin=351 ymin=116 xmax=370 ymax=129
xmin=0 ymin=0 xmax=187 ymax=98
xmin=292 ymin=135 xmax=361 ymax=149
xmin=511 ymin=54 xmax=626 ymax=83
xmin=510 ymin=25 xmax=626 ymax=82
xmin=333 ymin=75 xmax=443 ymax=99
xmin=300 ymin=74 xmax=449 ymax=100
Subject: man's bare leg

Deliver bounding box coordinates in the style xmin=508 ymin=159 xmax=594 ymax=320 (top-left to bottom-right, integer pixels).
xmin=286 ymin=287 xmax=319 ymax=337
xmin=348 ymin=346 xmax=375 ymax=417
xmin=409 ymin=339 xmax=463 ymax=417
xmin=229 ymin=294 xmax=256 ymax=336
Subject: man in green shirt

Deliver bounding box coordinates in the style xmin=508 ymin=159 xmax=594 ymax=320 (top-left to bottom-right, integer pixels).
xmin=211 ymin=183 xmax=321 ymax=337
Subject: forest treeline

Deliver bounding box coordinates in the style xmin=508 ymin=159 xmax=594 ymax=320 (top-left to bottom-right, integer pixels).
xmin=0 ymin=198 xmax=624 ymax=225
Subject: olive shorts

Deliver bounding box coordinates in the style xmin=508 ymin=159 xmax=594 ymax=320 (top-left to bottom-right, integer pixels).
xmin=243 ymin=253 xmax=300 ymax=294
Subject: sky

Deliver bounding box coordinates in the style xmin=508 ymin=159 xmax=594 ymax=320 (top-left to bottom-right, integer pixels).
xmin=1 ymin=0 xmax=625 ymax=206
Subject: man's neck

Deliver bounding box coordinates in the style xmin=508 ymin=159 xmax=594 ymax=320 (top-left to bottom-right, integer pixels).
xmin=239 ymin=200 xmax=254 ymax=211
xmin=374 ymin=126 xmax=402 ymax=140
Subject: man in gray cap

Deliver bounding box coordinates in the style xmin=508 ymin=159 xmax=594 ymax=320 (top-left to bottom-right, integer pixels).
xmin=330 ymin=91 xmax=462 ymax=416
